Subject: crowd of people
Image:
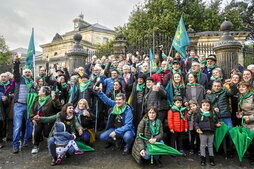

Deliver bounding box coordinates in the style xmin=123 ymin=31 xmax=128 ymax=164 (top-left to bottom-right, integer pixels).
xmin=0 ymin=49 xmax=254 ymax=167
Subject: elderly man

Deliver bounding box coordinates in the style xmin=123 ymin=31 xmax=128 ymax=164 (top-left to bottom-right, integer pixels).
xmin=186 ymin=62 xmax=208 ymax=89
xmin=122 ymin=65 xmax=135 ymax=100
xmin=185 ymin=50 xmax=199 ymax=73
xmin=152 ymin=61 xmax=171 ymax=87
xmin=97 ymin=89 xmax=135 ymax=155
xmin=12 ymin=56 xmax=34 ymax=153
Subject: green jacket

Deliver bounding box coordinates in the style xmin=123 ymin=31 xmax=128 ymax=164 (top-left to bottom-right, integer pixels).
xmin=39 ymin=112 xmax=82 ymax=137
xmin=205 ymin=84 xmax=237 ymax=119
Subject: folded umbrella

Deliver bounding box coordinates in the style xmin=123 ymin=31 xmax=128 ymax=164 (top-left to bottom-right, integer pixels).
xmin=139 ymin=133 xmax=182 ymax=164
xmin=214 ymin=122 xmax=230 ymax=152
xmin=229 ymin=126 xmax=254 ymax=162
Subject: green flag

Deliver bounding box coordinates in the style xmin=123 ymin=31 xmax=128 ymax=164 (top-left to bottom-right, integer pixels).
xmin=27 ymin=92 xmax=38 ymax=119
xmin=149 ymin=48 xmax=158 ymax=73
xmin=172 ymin=14 xmax=190 ymax=58
xmin=25 ymin=28 xmax=35 ymax=70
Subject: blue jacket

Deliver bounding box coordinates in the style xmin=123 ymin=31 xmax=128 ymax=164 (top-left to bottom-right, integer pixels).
xmin=100 ymin=76 xmax=114 ymax=95
xmin=53 ymin=122 xmax=75 ymax=145
xmin=98 ymin=91 xmax=135 ymax=136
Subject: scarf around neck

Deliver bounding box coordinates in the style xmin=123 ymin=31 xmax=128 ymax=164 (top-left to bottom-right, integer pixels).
xmin=200 ymin=109 xmax=211 ymax=121
xmin=79 ymin=80 xmax=91 ymax=92
xmin=22 ymin=76 xmax=33 ymax=91
xmin=171 ymin=105 xmax=186 ymax=120
xmin=38 ymin=95 xmax=50 ymax=107
xmin=238 ymin=91 xmax=254 ymax=107
xmin=136 ymin=83 xmax=145 ymax=91
xmin=148 ymin=119 xmax=160 ymax=136
xmin=0 ymin=81 xmax=10 ymax=89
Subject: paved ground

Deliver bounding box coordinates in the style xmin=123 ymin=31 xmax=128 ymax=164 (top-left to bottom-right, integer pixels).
xmin=0 ymin=139 xmax=253 ymax=169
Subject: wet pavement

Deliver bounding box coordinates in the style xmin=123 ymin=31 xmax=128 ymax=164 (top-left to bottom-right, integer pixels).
xmin=0 ymin=138 xmax=253 ymax=169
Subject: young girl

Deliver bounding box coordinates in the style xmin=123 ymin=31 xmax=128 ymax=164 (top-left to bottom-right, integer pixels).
xmin=167 ymin=96 xmax=188 ymax=155
xmin=75 ymin=99 xmax=95 ymax=145
xmin=195 ymin=100 xmax=221 ymax=166
xmin=187 ymin=100 xmax=199 ymax=155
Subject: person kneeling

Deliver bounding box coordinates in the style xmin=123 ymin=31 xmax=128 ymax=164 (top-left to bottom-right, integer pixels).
xmin=132 ymin=106 xmax=163 ymax=168
xmin=97 ymin=87 xmax=135 ymax=155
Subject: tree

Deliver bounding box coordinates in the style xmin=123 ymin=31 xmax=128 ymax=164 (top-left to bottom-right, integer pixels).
xmin=0 ymin=36 xmax=12 ymax=65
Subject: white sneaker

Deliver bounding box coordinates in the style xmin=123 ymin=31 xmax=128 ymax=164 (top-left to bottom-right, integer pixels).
xmin=31 ymin=146 xmax=39 ymax=154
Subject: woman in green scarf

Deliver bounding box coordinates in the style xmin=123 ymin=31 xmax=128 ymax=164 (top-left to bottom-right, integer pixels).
xmin=208 ymin=68 xmax=224 ymax=90
xmin=30 ymin=86 xmax=61 ymax=154
xmin=237 ymin=81 xmax=254 ymax=165
xmin=78 ymin=75 xmax=93 ymax=107
xmin=107 ymin=80 xmax=123 ymax=100
xmin=132 ymin=106 xmax=163 ymax=167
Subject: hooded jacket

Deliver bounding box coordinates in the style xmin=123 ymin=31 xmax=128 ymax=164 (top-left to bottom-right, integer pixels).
xmin=53 ymin=122 xmax=76 ymax=145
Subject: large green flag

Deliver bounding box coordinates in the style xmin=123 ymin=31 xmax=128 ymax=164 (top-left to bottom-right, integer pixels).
xmin=25 ymin=28 xmax=35 ymax=70
xmin=172 ymin=14 xmax=190 ymax=58
xmin=149 ymin=48 xmax=158 ymax=73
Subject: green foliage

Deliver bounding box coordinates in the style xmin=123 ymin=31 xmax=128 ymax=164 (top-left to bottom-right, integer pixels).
xmin=95 ymin=40 xmax=114 ymax=58
xmin=122 ymin=0 xmax=253 ymax=47
xmin=0 ymin=36 xmax=12 ymax=65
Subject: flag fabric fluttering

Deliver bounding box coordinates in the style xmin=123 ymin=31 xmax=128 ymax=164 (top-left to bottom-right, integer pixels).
xmin=149 ymin=48 xmax=158 ymax=73
xmin=25 ymin=28 xmax=35 ymax=70
xmin=172 ymin=14 xmax=190 ymax=58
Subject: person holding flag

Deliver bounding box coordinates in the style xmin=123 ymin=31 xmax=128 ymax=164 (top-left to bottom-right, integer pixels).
xmin=12 ymin=29 xmax=35 ymax=154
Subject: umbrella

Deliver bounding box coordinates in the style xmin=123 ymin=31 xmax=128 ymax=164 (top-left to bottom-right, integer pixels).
xmin=27 ymin=92 xmax=38 ymax=119
xmin=139 ymin=133 xmax=182 ymax=164
xmin=214 ymin=122 xmax=230 ymax=152
xmin=229 ymin=126 xmax=254 ymax=162
xmin=75 ymin=140 xmax=95 ymax=151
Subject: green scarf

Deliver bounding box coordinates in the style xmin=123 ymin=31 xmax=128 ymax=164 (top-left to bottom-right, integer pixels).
xmin=207 ymin=64 xmax=217 ymax=69
xmin=111 ymin=104 xmax=127 ymax=115
xmin=210 ymin=76 xmax=223 ymax=81
xmin=171 ymin=105 xmax=186 ymax=120
xmin=190 ymin=57 xmax=196 ymax=62
xmin=22 ymin=76 xmax=33 ymax=91
xmin=117 ymin=70 xmax=123 ymax=74
xmin=91 ymin=74 xmax=100 ymax=82
xmin=196 ymin=71 xmax=201 ymax=82
xmin=38 ymin=95 xmax=50 ymax=107
xmin=187 ymin=83 xmax=199 ymax=86
xmin=113 ymin=90 xmax=122 ymax=100
xmin=156 ymin=68 xmax=165 ymax=73
xmin=174 ymin=84 xmax=184 ymax=96
xmin=0 ymin=81 xmax=10 ymax=89
xmin=79 ymin=80 xmax=91 ymax=92
xmin=37 ymin=74 xmax=46 ymax=79
xmin=238 ymin=91 xmax=254 ymax=107
xmin=136 ymin=83 xmax=145 ymax=91
xmin=200 ymin=59 xmax=207 ymax=65
xmin=148 ymin=119 xmax=160 ymax=136
xmin=212 ymin=88 xmax=225 ymax=96
xmin=162 ymin=53 xmax=167 ymax=59
xmin=68 ymin=84 xmax=77 ymax=103
xmin=200 ymin=109 xmax=211 ymax=121
xmin=61 ymin=82 xmax=67 ymax=87
xmin=172 ymin=69 xmax=182 ymax=74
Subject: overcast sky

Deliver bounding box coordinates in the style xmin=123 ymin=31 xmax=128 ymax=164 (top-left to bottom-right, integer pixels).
xmin=0 ymin=0 xmax=143 ymax=51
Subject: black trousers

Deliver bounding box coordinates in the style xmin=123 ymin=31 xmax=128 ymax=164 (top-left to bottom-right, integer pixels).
xmin=170 ymin=132 xmax=184 ymax=150
xmin=0 ymin=120 xmax=4 ymax=142
xmin=33 ymin=122 xmax=54 ymax=146
xmin=190 ymin=130 xmax=200 ymax=151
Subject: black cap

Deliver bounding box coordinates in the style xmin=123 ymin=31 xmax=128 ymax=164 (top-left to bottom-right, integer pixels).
xmin=146 ymin=77 xmax=154 ymax=82
xmin=81 ymin=74 xmax=89 ymax=79
xmin=172 ymin=60 xmax=180 ymax=64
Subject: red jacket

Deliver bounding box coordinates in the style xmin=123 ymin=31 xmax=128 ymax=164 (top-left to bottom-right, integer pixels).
xmin=167 ymin=109 xmax=188 ymax=132
xmin=152 ymin=69 xmax=171 ymax=84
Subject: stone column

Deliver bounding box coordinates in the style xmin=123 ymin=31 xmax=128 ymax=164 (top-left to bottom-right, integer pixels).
xmin=213 ymin=20 xmax=242 ymax=78
xmin=66 ymin=33 xmax=88 ymax=72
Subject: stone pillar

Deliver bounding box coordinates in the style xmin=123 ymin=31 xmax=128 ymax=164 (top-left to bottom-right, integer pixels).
xmin=213 ymin=20 xmax=242 ymax=78
xmin=66 ymin=33 xmax=88 ymax=72
xmin=113 ymin=33 xmax=128 ymax=59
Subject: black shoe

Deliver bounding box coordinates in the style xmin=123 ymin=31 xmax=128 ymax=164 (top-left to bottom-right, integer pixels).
xmin=122 ymin=147 xmax=130 ymax=155
xmin=209 ymin=156 xmax=215 ymax=166
xmin=12 ymin=147 xmax=19 ymax=154
xmin=104 ymin=142 xmax=113 ymax=149
xmin=154 ymin=159 xmax=162 ymax=168
xmin=0 ymin=143 xmax=3 ymax=149
xmin=200 ymin=156 xmax=206 ymax=166
xmin=50 ymin=158 xmax=56 ymax=166
xmin=250 ymin=159 xmax=254 ymax=165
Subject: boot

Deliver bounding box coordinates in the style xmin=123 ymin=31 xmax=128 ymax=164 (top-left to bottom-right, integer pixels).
xmin=209 ymin=156 xmax=215 ymax=166
xmin=154 ymin=159 xmax=162 ymax=168
xmin=200 ymin=156 xmax=206 ymax=166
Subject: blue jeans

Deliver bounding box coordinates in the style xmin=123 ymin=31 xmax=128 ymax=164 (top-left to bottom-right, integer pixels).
xmin=221 ymin=118 xmax=233 ymax=128
xmin=48 ymin=137 xmax=75 ymax=159
xmin=81 ymin=131 xmax=90 ymax=142
xmin=12 ymin=103 xmax=33 ymax=147
xmin=100 ymin=128 xmax=134 ymax=148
